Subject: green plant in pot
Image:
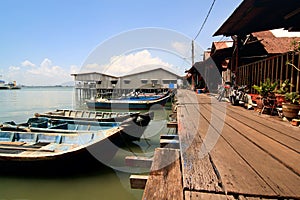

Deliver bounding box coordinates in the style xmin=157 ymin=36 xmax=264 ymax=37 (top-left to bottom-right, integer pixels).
xmin=282 ymin=92 xmax=300 ymax=119
xmin=252 ymin=78 xmax=278 ymax=109
xmin=275 ymin=79 xmax=292 ymax=106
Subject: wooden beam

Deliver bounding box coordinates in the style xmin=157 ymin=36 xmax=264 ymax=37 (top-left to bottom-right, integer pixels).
xmin=142 ymin=148 xmax=183 ymax=199
xmin=185 ymin=191 xmax=233 ymax=200
xmin=160 ymin=139 xmax=180 ymax=149
xmin=125 ymin=156 xmax=152 ymax=168
xmin=130 ymin=175 xmax=148 ymax=189
xmin=167 ymin=121 xmax=178 ymax=129
xmin=160 ymin=134 xmax=179 ymax=140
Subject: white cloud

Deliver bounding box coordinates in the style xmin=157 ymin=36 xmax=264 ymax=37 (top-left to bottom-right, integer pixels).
xmin=98 ymin=50 xmax=172 ymax=76
xmin=25 ymin=58 xmax=72 ymax=83
xmin=9 ymin=66 xmax=21 ymax=71
xmin=3 ymin=58 xmax=80 ymax=85
xmin=21 ymin=60 xmax=36 ymax=67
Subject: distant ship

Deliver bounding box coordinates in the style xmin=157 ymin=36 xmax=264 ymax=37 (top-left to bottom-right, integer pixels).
xmin=0 ymin=80 xmax=9 ymax=89
xmin=7 ymin=81 xmax=21 ymax=89
xmin=0 ymin=80 xmax=21 ymax=90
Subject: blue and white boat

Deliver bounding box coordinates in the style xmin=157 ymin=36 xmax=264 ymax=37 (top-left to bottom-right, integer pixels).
xmin=0 ymin=80 xmax=9 ymax=89
xmin=85 ymin=93 xmax=171 ymax=110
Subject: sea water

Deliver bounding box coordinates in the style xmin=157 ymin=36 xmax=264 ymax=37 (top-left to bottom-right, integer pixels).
xmin=0 ymin=87 xmax=173 ymax=200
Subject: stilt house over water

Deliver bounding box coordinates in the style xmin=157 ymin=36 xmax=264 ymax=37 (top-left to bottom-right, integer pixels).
xmin=72 ymin=67 xmax=183 ymax=100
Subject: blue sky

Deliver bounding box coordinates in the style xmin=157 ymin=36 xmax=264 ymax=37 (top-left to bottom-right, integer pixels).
xmin=0 ymin=0 xmax=242 ymax=85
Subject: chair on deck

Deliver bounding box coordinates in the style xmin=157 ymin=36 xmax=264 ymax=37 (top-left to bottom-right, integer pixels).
xmin=259 ymin=97 xmax=278 ymax=115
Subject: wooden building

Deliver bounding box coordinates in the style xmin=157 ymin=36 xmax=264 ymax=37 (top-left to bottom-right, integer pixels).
xmin=186 ymin=0 xmax=300 ymax=94
xmin=72 ymin=67 xmax=182 ymax=100
xmin=118 ymin=67 xmax=181 ymax=90
xmin=213 ymin=0 xmax=300 ymax=94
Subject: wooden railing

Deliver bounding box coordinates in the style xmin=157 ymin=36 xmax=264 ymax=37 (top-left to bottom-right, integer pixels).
xmin=237 ymin=51 xmax=300 ymax=94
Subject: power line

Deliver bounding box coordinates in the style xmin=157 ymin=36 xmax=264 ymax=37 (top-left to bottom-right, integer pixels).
xmin=194 ymin=0 xmax=217 ymax=40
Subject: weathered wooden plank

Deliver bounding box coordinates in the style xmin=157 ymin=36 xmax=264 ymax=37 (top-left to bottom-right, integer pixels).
xmin=125 ymin=156 xmax=152 ymax=168
xmin=208 ymin=104 xmax=300 ymax=175
xmin=185 ymin=191 xmax=234 ymax=200
xmin=177 ymin=99 xmax=222 ymax=193
xmin=130 ymin=175 xmax=148 ymax=189
xmin=223 ymin=104 xmax=300 ymax=141
xmin=167 ymin=121 xmax=178 ymax=129
xmin=226 ymin=108 xmax=300 ymax=152
xmin=160 ymin=139 xmax=180 ymax=149
xmin=142 ymin=148 xmax=183 ymax=200
xmin=0 ymin=141 xmax=25 ymax=146
xmin=198 ymin=103 xmax=300 ymax=198
xmin=160 ymin=134 xmax=179 ymax=140
xmin=239 ymin=196 xmax=278 ymax=200
xmin=178 ymin=93 xmax=276 ymax=196
xmin=205 ymin=127 xmax=275 ymax=196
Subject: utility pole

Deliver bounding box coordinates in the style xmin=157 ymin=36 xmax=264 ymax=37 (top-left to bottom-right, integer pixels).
xmin=192 ymin=40 xmax=195 ymax=66
xmin=191 ymin=40 xmax=195 ymax=90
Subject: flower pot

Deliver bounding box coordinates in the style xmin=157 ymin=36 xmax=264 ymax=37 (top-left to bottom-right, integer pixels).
xmin=255 ymin=96 xmax=263 ymax=109
xmin=275 ymin=94 xmax=285 ymax=106
xmin=282 ymin=103 xmax=300 ymax=119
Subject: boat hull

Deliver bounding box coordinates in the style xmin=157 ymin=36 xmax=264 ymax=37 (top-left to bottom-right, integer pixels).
xmin=86 ymin=95 xmax=170 ymax=110
xmin=0 ymin=128 xmax=123 ymax=175
xmin=36 ymin=109 xmax=140 ymax=122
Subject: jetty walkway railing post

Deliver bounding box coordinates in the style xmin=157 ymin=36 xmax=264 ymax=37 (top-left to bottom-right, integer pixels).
xmin=236 ymin=51 xmax=300 ymax=94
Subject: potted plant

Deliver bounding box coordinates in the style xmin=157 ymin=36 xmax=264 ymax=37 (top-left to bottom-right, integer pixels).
xmin=275 ymin=79 xmax=292 ymax=106
xmin=252 ymin=78 xmax=278 ymax=109
xmin=282 ymin=92 xmax=300 ymax=119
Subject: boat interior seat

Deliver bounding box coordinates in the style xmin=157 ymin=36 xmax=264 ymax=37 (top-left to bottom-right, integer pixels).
xmin=49 ymin=123 xmax=68 ymax=130
xmin=27 ymin=117 xmax=49 ymax=128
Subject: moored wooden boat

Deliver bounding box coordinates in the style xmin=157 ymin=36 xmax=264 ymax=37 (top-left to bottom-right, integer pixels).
xmin=120 ymin=111 xmax=154 ymax=141
xmin=0 ymin=127 xmax=124 ymax=174
xmin=85 ymin=94 xmax=171 ymax=110
xmin=0 ymin=111 xmax=154 ymax=141
xmin=0 ymin=117 xmax=121 ymax=133
xmin=35 ymin=109 xmax=140 ymax=122
xmin=0 ymin=111 xmax=154 ymax=174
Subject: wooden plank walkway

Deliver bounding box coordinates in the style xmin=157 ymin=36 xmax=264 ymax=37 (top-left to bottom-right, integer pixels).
xmin=177 ymin=89 xmax=300 ymax=199
xmin=142 ymin=148 xmax=183 ymax=200
xmin=140 ymin=89 xmax=299 ymax=199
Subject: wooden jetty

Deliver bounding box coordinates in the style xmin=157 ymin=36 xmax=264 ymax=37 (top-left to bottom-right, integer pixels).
xmin=139 ymin=89 xmax=300 ymax=200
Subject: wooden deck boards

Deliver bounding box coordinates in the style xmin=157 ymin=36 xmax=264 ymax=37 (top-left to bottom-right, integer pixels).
xmin=176 ymin=89 xmax=300 ymax=199
xmin=142 ymin=148 xmax=183 ymax=200
xmin=141 ymin=89 xmax=299 ymax=199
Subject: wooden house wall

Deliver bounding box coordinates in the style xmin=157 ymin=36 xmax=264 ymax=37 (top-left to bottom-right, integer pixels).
xmin=237 ymin=52 xmax=300 ymax=94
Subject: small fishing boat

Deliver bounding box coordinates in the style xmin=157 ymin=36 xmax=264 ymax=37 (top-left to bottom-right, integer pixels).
xmin=0 ymin=117 xmax=121 ymax=133
xmin=0 ymin=111 xmax=154 ymax=141
xmin=0 ymin=127 xmax=124 ymax=173
xmin=35 ymin=109 xmax=140 ymax=122
xmin=86 ymin=94 xmax=171 ymax=110
xmin=0 ymin=111 xmax=154 ymax=174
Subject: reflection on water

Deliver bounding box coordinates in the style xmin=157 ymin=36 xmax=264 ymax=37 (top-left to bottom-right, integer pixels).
xmin=0 ymin=87 xmax=173 ymax=200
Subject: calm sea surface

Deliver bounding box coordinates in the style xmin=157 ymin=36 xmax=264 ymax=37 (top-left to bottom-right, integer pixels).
xmin=0 ymin=87 xmax=172 ymax=200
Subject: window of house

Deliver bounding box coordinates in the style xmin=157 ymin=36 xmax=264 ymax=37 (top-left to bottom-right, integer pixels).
xmin=124 ymin=80 xmax=131 ymax=84
xmin=151 ymin=79 xmax=158 ymax=84
xmin=163 ymin=80 xmax=177 ymax=84
xmin=141 ymin=79 xmax=148 ymax=84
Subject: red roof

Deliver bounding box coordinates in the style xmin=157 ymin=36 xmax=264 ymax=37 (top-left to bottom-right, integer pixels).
xmin=252 ymin=30 xmax=300 ymax=54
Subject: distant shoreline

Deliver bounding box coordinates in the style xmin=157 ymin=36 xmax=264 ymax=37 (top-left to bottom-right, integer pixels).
xmin=21 ymin=85 xmax=74 ymax=88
